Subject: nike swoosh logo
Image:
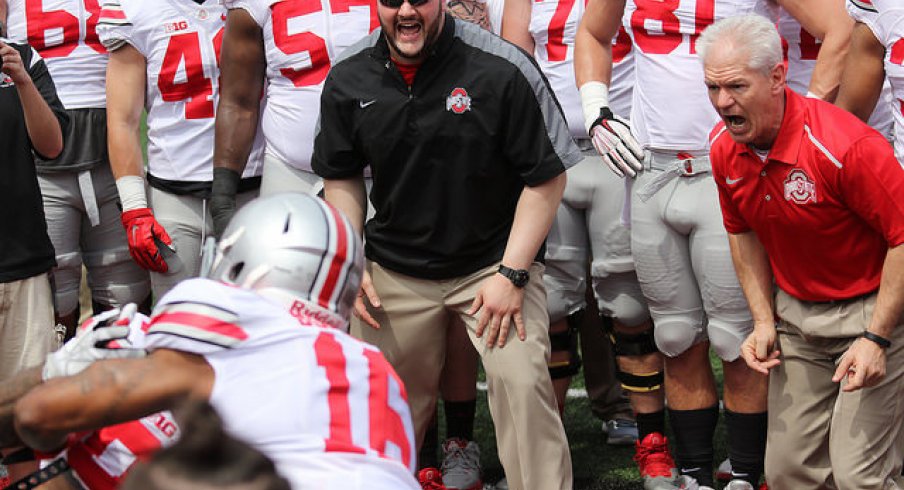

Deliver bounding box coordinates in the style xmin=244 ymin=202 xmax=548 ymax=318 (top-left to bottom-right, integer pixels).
xmin=726 ymin=176 xmax=744 ymax=185
xmin=359 ymin=99 xmax=377 ymax=108
xmin=680 ymin=467 xmax=701 ymax=474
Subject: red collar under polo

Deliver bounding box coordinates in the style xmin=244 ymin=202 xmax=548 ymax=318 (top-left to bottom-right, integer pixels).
xmin=710 ymin=87 xmax=904 ymax=302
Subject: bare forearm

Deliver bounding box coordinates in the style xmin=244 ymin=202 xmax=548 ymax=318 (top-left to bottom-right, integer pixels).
xmin=728 ymin=232 xmax=775 ymax=326
xmin=836 ymin=22 xmax=885 ymax=122
xmin=107 ymin=121 xmax=144 ymax=179
xmin=501 ymin=0 xmax=534 ymax=53
xmin=574 ymin=0 xmax=622 ymax=87
xmin=0 ymin=367 xmax=42 ymax=448
xmin=866 ymin=244 xmax=904 ymax=339
xmin=502 ymin=172 xmax=565 ymax=269
xmin=808 ymin=30 xmax=850 ymax=102
xmin=214 ymin=9 xmax=265 ymax=174
xmin=323 ymin=176 xmax=367 ymax=235
xmin=17 ymin=79 xmax=63 ymax=158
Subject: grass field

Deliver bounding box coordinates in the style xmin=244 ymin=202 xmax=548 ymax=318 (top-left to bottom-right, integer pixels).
xmin=443 ymin=352 xmax=731 ymax=490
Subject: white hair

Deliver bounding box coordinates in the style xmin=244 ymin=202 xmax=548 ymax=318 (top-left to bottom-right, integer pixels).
xmin=697 ymin=14 xmax=783 ymax=76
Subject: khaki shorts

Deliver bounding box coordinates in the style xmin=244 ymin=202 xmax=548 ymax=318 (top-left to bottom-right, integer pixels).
xmin=0 ymin=273 xmax=57 ymax=380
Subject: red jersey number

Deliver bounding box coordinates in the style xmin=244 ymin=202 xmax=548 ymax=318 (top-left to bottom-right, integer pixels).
xmin=25 ymin=0 xmax=105 ymax=58
xmin=630 ymin=0 xmax=714 ymax=55
xmin=158 ymin=30 xmax=223 ymax=120
xmin=271 ymin=0 xmax=378 ymax=87
xmin=891 ymin=38 xmax=904 ymax=115
xmin=313 ymin=332 xmax=412 ymax=465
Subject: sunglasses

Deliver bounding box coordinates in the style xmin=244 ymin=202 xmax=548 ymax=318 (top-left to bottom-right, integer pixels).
xmin=379 ymin=0 xmax=430 ymax=8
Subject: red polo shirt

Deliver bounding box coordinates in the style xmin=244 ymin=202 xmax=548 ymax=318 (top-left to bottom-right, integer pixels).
xmin=710 ymin=88 xmax=904 ymax=302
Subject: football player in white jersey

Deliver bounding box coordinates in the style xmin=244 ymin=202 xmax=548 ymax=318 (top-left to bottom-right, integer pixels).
xmin=575 ymin=0 xmax=854 ymax=488
xmin=837 ymin=0 xmax=904 ymax=163
xmin=6 ymin=194 xmax=420 ymax=490
xmin=502 ymin=0 xmax=647 ymax=450
xmin=5 ymin=0 xmax=151 ymax=338
xmin=95 ymin=0 xmax=264 ymax=300
xmin=209 ymin=0 xmax=379 ymax=238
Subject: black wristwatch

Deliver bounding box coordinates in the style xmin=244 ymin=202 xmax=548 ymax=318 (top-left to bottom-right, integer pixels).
xmin=497 ymin=265 xmax=529 ymax=288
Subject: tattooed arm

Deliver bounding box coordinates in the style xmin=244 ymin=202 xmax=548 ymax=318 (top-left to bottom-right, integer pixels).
xmin=0 ymin=367 xmax=43 ymax=448
xmin=446 ymin=0 xmax=492 ymax=31
xmin=14 ymin=350 xmax=213 ymax=452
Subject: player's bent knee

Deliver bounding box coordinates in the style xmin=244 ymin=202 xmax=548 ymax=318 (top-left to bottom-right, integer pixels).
xmin=51 ymin=251 xmax=82 ymax=315
xmin=86 ymin=248 xmax=151 ymax=306
xmin=707 ymin=321 xmax=749 ymax=362
xmin=604 ymin=293 xmax=650 ymax=328
xmin=609 ymin=324 xmax=663 ymax=392
xmin=653 ymin=320 xmax=700 ymax=358
xmin=548 ymin=310 xmax=582 ymax=379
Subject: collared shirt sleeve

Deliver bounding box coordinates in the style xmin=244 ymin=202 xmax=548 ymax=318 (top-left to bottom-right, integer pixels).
xmin=312 ymin=70 xmax=367 ymax=179
xmin=500 ymin=61 xmax=581 ymax=187
xmin=709 ymin=133 xmax=751 ymax=234
xmin=24 ymin=45 xmax=70 ymax=156
xmin=840 ymin=134 xmax=904 ymax=247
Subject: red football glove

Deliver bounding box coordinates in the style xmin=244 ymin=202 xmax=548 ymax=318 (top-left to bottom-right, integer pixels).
xmin=120 ymin=208 xmax=174 ymax=273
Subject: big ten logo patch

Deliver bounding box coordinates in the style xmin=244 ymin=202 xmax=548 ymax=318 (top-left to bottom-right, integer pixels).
xmin=164 ymin=20 xmax=189 ymax=33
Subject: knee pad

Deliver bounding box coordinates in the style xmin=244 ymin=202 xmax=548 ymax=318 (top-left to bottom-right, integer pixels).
xmin=84 ymin=248 xmax=151 ymax=307
xmin=608 ymin=324 xmax=663 ymax=392
xmin=593 ymin=271 xmax=650 ymax=327
xmin=50 ymin=250 xmax=82 ymax=315
xmin=548 ymin=310 xmax=582 ymax=379
xmin=707 ymin=320 xmax=751 ymax=362
xmin=654 ymin=319 xmax=704 ymax=358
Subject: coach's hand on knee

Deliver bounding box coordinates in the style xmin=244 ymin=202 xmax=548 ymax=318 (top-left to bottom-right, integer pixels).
xmin=354 ymin=270 xmax=382 ymax=329
xmin=469 ymin=274 xmax=526 ymax=348
xmin=740 ymin=321 xmax=781 ymax=375
xmin=833 ymin=338 xmax=886 ymax=392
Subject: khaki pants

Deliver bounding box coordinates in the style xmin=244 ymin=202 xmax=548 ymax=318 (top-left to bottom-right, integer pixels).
xmin=352 ymin=261 xmax=572 ymax=490
xmin=766 ymin=289 xmax=904 ymax=490
xmin=0 ymin=273 xmax=57 ymax=380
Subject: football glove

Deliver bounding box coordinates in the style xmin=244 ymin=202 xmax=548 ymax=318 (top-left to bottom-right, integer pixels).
xmin=121 ymin=207 xmax=174 ymax=273
xmin=209 ymin=167 xmax=241 ymax=239
xmin=43 ymin=304 xmax=146 ymax=380
xmin=589 ymin=107 xmax=645 ymax=178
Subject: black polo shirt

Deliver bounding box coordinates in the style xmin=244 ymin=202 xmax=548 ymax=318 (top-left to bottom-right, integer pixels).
xmin=0 ymin=39 xmax=68 ymax=283
xmin=313 ymin=17 xmax=580 ymax=279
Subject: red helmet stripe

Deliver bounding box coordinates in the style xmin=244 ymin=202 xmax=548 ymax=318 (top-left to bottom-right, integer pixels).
xmin=318 ymin=205 xmax=350 ymax=310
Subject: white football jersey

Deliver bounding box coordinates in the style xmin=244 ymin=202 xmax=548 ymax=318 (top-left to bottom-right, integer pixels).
xmin=778 ymin=8 xmax=893 ymax=136
xmin=143 ymin=278 xmax=419 ymax=490
xmin=224 ymin=0 xmax=379 ymax=173
xmin=622 ymin=0 xmax=777 ymax=151
xmin=6 ymin=0 xmax=108 ymax=109
xmin=529 ymin=0 xmax=634 ymax=137
xmin=96 ymin=0 xmax=264 ymax=182
xmin=846 ymin=0 xmax=902 ymax=161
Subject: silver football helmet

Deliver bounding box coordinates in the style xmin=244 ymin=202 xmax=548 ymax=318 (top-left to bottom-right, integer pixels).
xmin=206 ymin=193 xmax=364 ymax=328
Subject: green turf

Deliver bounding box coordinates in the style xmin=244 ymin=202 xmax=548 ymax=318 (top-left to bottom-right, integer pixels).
xmin=448 ymin=350 xmax=731 ymax=489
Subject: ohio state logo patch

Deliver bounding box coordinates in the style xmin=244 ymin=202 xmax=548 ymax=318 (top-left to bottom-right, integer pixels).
xmin=446 ymin=88 xmax=471 ymax=114
xmin=784 ymin=169 xmax=817 ymax=204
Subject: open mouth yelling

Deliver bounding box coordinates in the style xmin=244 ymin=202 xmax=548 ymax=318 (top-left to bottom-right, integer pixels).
xmin=724 ymin=114 xmax=747 ymax=132
xmin=397 ymin=21 xmax=423 ymax=42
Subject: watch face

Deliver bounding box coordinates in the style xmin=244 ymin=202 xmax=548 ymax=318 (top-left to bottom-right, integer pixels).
xmin=514 ymin=270 xmax=529 ymax=287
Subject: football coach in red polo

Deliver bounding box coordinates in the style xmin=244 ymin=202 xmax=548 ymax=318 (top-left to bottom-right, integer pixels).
xmin=699 ymin=14 xmax=904 ymax=490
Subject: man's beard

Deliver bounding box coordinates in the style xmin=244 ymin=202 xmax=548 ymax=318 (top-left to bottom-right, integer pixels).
xmin=382 ymin=12 xmax=443 ymax=62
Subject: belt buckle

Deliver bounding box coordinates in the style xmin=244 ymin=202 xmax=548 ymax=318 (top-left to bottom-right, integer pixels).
xmin=677 ymin=152 xmax=694 ymax=175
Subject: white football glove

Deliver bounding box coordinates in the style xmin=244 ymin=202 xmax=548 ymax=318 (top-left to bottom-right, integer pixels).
xmin=589 ymin=107 xmax=645 ymax=178
xmin=43 ymin=303 xmax=146 ymax=380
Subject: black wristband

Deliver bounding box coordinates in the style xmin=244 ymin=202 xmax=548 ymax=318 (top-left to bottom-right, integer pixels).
xmin=211 ymin=167 xmax=241 ymax=197
xmin=861 ymin=331 xmax=891 ymax=349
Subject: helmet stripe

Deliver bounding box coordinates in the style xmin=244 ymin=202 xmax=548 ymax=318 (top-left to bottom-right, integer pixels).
xmin=317 ymin=204 xmax=351 ymax=311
